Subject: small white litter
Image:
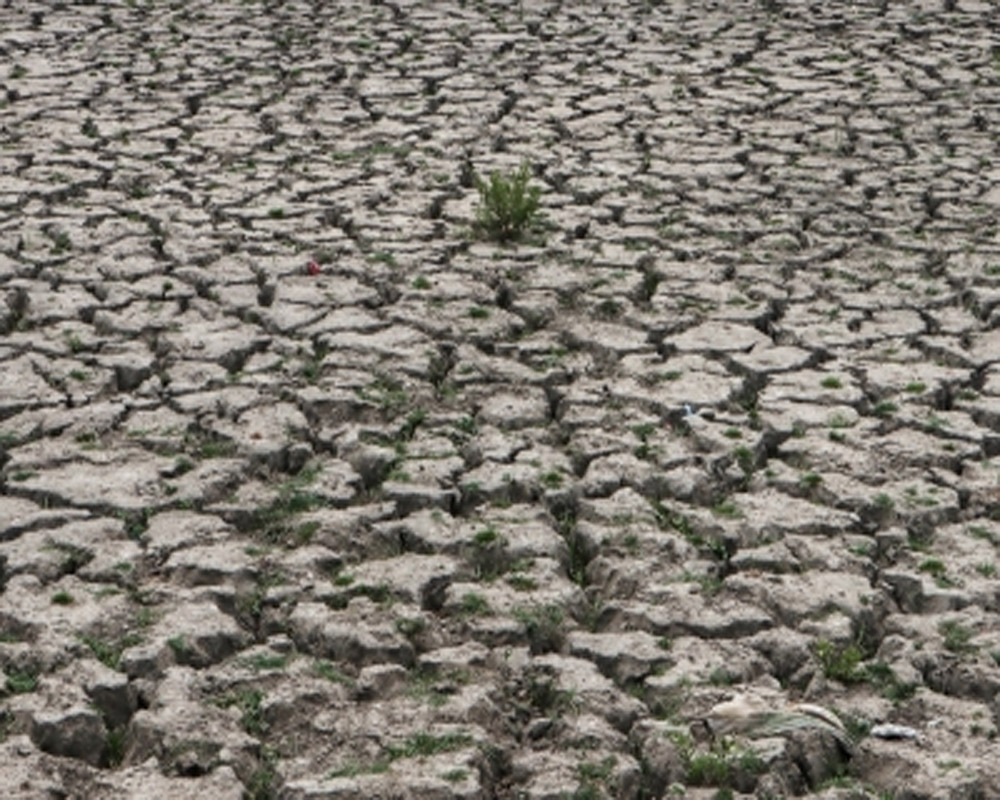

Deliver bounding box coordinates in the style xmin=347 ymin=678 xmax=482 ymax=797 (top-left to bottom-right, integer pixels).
xmin=870 ymin=723 xmax=920 ymax=740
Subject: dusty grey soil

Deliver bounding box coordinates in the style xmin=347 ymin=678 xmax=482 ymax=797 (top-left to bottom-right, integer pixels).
xmin=2 ymin=1 xmax=1000 ymax=798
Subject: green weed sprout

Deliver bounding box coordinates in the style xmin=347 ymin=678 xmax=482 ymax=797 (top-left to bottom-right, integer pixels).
xmin=473 ymin=163 xmax=541 ymax=243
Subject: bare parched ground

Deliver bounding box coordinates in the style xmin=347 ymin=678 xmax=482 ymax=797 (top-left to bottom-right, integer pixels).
xmin=2 ymin=1 xmax=1000 ymax=798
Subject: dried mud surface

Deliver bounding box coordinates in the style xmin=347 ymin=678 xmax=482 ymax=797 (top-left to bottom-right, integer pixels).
xmin=2 ymin=1 xmax=1000 ymax=798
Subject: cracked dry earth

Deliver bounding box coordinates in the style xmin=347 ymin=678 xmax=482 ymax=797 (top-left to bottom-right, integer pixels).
xmin=4 ymin=1 xmax=1000 ymax=799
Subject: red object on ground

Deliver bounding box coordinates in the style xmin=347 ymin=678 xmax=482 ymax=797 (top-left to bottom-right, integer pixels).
xmin=307 ymin=260 xmax=321 ymax=275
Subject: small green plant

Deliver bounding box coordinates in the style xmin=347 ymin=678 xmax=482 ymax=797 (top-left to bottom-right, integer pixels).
xmin=872 ymin=492 xmax=895 ymax=511
xmin=539 ymin=469 xmax=564 ymax=489
xmin=874 ymin=401 xmax=898 ymax=417
xmin=939 ymin=620 xmax=977 ymax=655
xmin=313 ymin=659 xmax=354 ymax=685
xmin=386 ymin=731 xmax=473 ymax=760
xmin=474 ymin=525 xmax=500 ymax=546
xmin=243 ymin=653 xmax=290 ymax=672
xmin=51 ymin=591 xmax=74 ymax=605
xmin=459 ymin=592 xmax=491 ymax=616
xmin=905 ymin=381 xmax=927 ymax=394
xmin=166 ymin=635 xmax=189 ymax=658
xmin=473 ymin=162 xmax=542 ymax=243
xmin=687 ymin=751 xmax=731 ymax=786
xmin=815 ymin=639 xmax=865 ymax=684
xmin=514 ymin=604 xmax=565 ymax=654
xmin=215 ymin=688 xmax=266 ymax=736
xmin=507 ymin=573 xmax=538 ymax=591
xmin=245 ymin=746 xmax=278 ymax=800
xmin=918 ymin=558 xmax=947 ymax=578
xmin=711 ymin=499 xmax=743 ymax=519
xmin=328 ymin=759 xmax=390 ymax=778
xmin=821 ymin=376 xmax=843 ymax=389
xmin=104 ymin=725 xmax=127 ymax=767
xmin=708 ymin=667 xmax=737 ymax=687
xmin=81 ymin=632 xmax=142 ymax=671
xmin=5 ymin=668 xmax=38 ymax=694
xmin=800 ymin=471 xmax=823 ymax=490
xmin=395 ymin=616 xmax=426 ymax=638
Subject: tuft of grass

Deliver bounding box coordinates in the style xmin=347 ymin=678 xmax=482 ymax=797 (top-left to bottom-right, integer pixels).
xmin=874 ymin=401 xmax=898 ymax=418
xmin=459 ymin=592 xmax=491 ymax=616
xmin=800 ymin=471 xmax=823 ymax=490
xmin=5 ymin=668 xmax=38 ymax=694
xmin=473 ymin=162 xmax=542 ymax=243
xmin=939 ymin=620 xmax=977 ymax=655
xmin=386 ymin=731 xmax=473 ymax=760
xmin=313 ymin=659 xmax=354 ymax=686
xmin=687 ymin=751 xmax=731 ymax=786
xmin=243 ymin=653 xmax=290 ymax=672
xmin=51 ymin=590 xmax=75 ymax=605
xmin=815 ymin=639 xmax=865 ymax=684
xmin=81 ymin=632 xmax=142 ymax=671
xmin=214 ymin=688 xmax=266 ymax=736
xmin=328 ymin=759 xmax=390 ymax=779
xmin=514 ymin=604 xmax=565 ymax=654
xmin=711 ymin=500 xmax=743 ymax=519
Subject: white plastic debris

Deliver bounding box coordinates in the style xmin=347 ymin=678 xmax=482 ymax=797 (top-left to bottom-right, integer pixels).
xmin=870 ymin=723 xmax=920 ymax=740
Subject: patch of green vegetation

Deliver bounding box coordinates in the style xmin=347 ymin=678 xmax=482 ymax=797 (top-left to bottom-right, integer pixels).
xmin=386 ymin=731 xmax=473 ymax=760
xmin=800 ymin=471 xmax=823 ymax=490
xmin=473 ymin=162 xmax=542 ymax=243
xmin=905 ymin=381 xmax=927 ymax=394
xmin=328 ymin=759 xmax=390 ymax=778
xmin=514 ymin=604 xmax=565 ymax=654
xmin=243 ymin=653 xmax=290 ymax=672
xmin=166 ymin=635 xmax=189 ymax=659
xmin=357 ymin=374 xmax=408 ymax=415
xmin=214 ymin=688 xmax=266 ymax=736
xmin=711 ymin=500 xmax=743 ymax=519
xmin=506 ymin=573 xmax=538 ymax=591
xmin=459 ymin=592 xmax=491 ymax=616
xmin=250 ymin=464 xmax=326 ymax=545
xmin=539 ymin=469 xmax=564 ymax=489
xmin=395 ymin=616 xmax=426 ymax=639
xmin=5 ymin=668 xmax=38 ymax=694
xmin=708 ymin=667 xmax=737 ymax=687
xmin=245 ymin=746 xmax=278 ymax=800
xmin=104 ymin=725 xmax=127 ymax=768
xmin=939 ymin=620 xmax=977 ymax=655
xmin=575 ymin=754 xmax=617 ymax=796
xmin=313 ymin=659 xmax=354 ymax=685
xmin=51 ymin=590 xmax=74 ymax=605
xmin=80 ymin=632 xmax=142 ymax=671
xmin=687 ymin=751 xmax=731 ymax=786
xmin=874 ymin=401 xmax=898 ymax=417
xmin=872 ymin=492 xmax=895 ymax=511
xmin=863 ymin=661 xmax=919 ymax=703
xmin=821 ymin=376 xmax=843 ymax=389
xmin=473 ymin=525 xmax=500 ymax=546
xmin=815 ymin=639 xmax=865 ymax=684
xmin=441 ymin=768 xmax=468 ymax=783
